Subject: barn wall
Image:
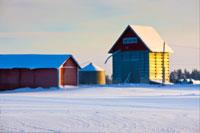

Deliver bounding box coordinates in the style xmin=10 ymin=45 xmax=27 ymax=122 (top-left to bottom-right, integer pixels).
xmin=112 ymin=51 xmax=149 ymax=83
xmin=60 ymin=57 xmax=79 ymax=86
xmin=19 ymin=69 xmax=34 ymax=88
xmin=149 ymin=52 xmax=169 ymax=82
xmin=34 ymin=69 xmax=58 ymax=88
xmin=0 ymin=68 xmax=59 ymax=90
xmin=63 ymin=57 xmax=78 ymax=67
xmin=79 ymin=71 xmax=106 ymax=85
xmin=0 ymin=69 xmax=8 ymax=90
xmin=60 ymin=67 xmax=78 ymax=86
xmin=0 ymin=69 xmax=20 ymax=90
xmin=109 ymin=26 xmax=149 ymax=53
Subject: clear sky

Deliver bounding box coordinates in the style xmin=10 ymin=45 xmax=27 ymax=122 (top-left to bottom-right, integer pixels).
xmin=0 ymin=0 xmax=199 ymax=75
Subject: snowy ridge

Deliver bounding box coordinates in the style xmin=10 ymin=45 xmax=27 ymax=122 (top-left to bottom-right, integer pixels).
xmin=130 ymin=25 xmax=173 ymax=53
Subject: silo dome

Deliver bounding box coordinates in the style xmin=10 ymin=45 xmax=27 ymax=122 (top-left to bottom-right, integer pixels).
xmin=79 ymin=63 xmax=106 ymax=85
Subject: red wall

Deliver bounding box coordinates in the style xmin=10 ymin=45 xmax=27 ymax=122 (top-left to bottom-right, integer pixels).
xmin=19 ymin=69 xmax=34 ymax=88
xmin=0 ymin=68 xmax=58 ymax=90
xmin=0 ymin=69 xmax=20 ymax=90
xmin=0 ymin=57 xmax=80 ymax=90
xmin=60 ymin=57 xmax=79 ymax=86
xmin=34 ymin=69 xmax=58 ymax=88
xmin=109 ymin=26 xmax=149 ymax=53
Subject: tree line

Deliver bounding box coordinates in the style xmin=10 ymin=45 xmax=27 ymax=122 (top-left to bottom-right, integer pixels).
xmin=170 ymin=69 xmax=200 ymax=83
xmin=106 ymin=69 xmax=200 ymax=84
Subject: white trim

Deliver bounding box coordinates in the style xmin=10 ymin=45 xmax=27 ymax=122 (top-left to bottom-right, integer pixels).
xmin=57 ymin=68 xmax=60 ymax=87
xmin=58 ymin=67 xmax=63 ymax=88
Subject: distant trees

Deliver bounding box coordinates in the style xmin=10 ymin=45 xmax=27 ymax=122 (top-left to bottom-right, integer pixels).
xmin=170 ymin=69 xmax=200 ymax=83
xmin=106 ymin=69 xmax=200 ymax=84
xmin=191 ymin=69 xmax=200 ymax=80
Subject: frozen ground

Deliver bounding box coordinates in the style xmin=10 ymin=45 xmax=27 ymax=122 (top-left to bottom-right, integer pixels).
xmin=0 ymin=84 xmax=200 ymax=133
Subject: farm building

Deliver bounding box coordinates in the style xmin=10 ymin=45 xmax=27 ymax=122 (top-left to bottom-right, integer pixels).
xmin=79 ymin=63 xmax=106 ymax=85
xmin=0 ymin=54 xmax=80 ymax=90
xmin=108 ymin=25 xmax=173 ymax=83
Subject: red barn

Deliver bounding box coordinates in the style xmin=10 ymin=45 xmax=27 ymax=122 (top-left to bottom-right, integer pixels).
xmin=0 ymin=54 xmax=80 ymax=90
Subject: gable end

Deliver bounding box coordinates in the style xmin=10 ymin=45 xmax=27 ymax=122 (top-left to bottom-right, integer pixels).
xmin=108 ymin=25 xmax=150 ymax=53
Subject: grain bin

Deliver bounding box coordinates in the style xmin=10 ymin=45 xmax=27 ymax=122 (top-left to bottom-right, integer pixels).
xmin=79 ymin=63 xmax=105 ymax=85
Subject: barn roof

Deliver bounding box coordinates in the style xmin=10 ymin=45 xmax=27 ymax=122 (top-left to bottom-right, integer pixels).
xmin=129 ymin=25 xmax=173 ymax=53
xmin=80 ymin=63 xmax=104 ymax=71
xmin=0 ymin=54 xmax=76 ymax=69
xmin=109 ymin=25 xmax=173 ymax=53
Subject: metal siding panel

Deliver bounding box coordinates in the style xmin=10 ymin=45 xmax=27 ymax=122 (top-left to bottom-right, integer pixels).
xmin=34 ymin=69 xmax=58 ymax=88
xmin=124 ymin=51 xmax=148 ymax=83
xmin=0 ymin=69 xmax=20 ymax=90
xmin=140 ymin=51 xmax=149 ymax=83
xmin=113 ymin=53 xmax=122 ymax=83
xmin=112 ymin=51 xmax=150 ymax=83
xmin=63 ymin=67 xmax=77 ymax=85
xmin=79 ymin=71 xmax=105 ymax=85
xmin=60 ymin=57 xmax=79 ymax=86
xmin=149 ymin=52 xmax=169 ymax=81
xmin=20 ymin=69 xmax=34 ymax=88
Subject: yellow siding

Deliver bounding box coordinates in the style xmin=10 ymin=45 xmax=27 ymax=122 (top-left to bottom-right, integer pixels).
xmin=149 ymin=52 xmax=170 ymax=81
xmin=97 ymin=71 xmax=106 ymax=85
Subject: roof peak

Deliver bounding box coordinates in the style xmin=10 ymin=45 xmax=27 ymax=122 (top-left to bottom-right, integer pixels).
xmin=108 ymin=24 xmax=173 ymax=53
xmin=80 ymin=63 xmax=104 ymax=71
xmin=129 ymin=24 xmax=153 ymax=28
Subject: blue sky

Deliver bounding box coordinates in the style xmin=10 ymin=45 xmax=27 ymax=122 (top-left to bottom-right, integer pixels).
xmin=0 ymin=0 xmax=199 ymax=75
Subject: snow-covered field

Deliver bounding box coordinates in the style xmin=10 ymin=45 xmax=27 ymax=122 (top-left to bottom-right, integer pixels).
xmin=0 ymin=84 xmax=199 ymax=133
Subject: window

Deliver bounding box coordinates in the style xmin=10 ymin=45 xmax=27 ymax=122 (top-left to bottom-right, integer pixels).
xmin=123 ymin=37 xmax=138 ymax=45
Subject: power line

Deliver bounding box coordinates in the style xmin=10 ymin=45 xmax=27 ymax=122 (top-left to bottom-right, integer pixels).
xmin=171 ymin=44 xmax=200 ymax=50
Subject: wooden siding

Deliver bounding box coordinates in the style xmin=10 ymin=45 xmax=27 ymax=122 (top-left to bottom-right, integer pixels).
xmin=109 ymin=26 xmax=149 ymax=53
xmin=112 ymin=51 xmax=149 ymax=83
xmin=34 ymin=69 xmax=58 ymax=88
xmin=60 ymin=57 xmax=79 ymax=86
xmin=0 ymin=68 xmax=58 ymax=90
xmin=79 ymin=71 xmax=105 ymax=85
xmin=19 ymin=69 xmax=34 ymax=88
xmin=0 ymin=69 xmax=20 ymax=90
xmin=149 ymin=52 xmax=169 ymax=81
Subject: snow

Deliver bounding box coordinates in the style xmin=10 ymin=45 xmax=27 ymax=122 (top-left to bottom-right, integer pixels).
xmin=0 ymin=54 xmax=71 ymax=69
xmin=191 ymin=79 xmax=200 ymax=84
xmin=80 ymin=63 xmax=104 ymax=71
xmin=130 ymin=25 xmax=173 ymax=53
xmin=0 ymin=85 xmax=199 ymax=132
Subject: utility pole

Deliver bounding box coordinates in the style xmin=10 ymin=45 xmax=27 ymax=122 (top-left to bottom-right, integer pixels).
xmin=162 ymin=42 xmax=166 ymax=86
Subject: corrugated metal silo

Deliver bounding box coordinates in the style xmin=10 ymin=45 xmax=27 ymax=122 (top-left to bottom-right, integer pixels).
xmin=79 ymin=63 xmax=105 ymax=85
